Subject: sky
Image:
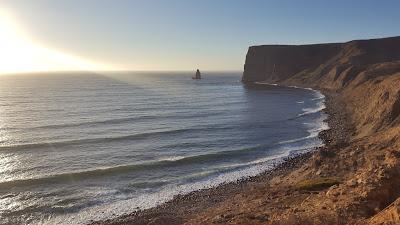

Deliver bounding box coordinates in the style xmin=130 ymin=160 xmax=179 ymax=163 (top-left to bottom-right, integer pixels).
xmin=0 ymin=0 xmax=400 ymax=73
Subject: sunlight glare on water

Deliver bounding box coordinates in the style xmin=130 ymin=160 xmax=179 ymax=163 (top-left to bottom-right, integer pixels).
xmin=0 ymin=72 xmax=327 ymax=224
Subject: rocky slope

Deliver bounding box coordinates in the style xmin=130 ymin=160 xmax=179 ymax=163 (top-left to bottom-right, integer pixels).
xmin=96 ymin=37 xmax=400 ymax=225
xmin=243 ymin=36 xmax=400 ymax=140
xmin=238 ymin=36 xmax=400 ymax=224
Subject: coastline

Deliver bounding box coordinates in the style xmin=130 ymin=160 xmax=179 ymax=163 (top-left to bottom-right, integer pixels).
xmin=92 ymin=36 xmax=400 ymax=224
xmin=91 ymin=88 xmax=347 ymax=225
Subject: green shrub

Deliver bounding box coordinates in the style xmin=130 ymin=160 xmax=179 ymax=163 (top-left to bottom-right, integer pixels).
xmin=295 ymin=177 xmax=340 ymax=191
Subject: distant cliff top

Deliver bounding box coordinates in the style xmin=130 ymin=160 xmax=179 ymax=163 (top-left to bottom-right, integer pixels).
xmin=248 ymin=36 xmax=400 ymax=48
xmin=243 ymin=36 xmax=400 ymax=89
xmin=240 ymin=36 xmax=400 ymax=224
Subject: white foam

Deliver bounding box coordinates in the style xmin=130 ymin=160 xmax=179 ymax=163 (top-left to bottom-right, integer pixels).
xmin=159 ymin=156 xmax=186 ymax=161
xmin=218 ymin=152 xmax=290 ymax=169
xmin=43 ymin=143 xmax=319 ymax=225
xmin=288 ymin=85 xmax=316 ymax=92
xmin=311 ymin=90 xmax=325 ymax=101
xmin=297 ymin=88 xmax=327 ymax=117
xmin=42 ymin=85 xmax=330 ymax=225
xmin=282 ymin=87 xmax=329 ymax=145
xmin=44 ymin=159 xmax=281 ymax=225
xmin=278 ymin=135 xmax=315 ymax=145
xmin=298 ymin=101 xmax=326 ymax=117
xmin=45 ymin=138 xmax=327 ymax=225
xmin=288 ymin=85 xmax=314 ymax=91
xmin=305 ymin=113 xmax=330 ymax=135
xmin=279 ymin=116 xmax=329 ymax=146
xmin=254 ymin=82 xmax=278 ymax=86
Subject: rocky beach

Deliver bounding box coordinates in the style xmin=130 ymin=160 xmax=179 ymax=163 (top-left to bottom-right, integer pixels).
xmin=1 ymin=2 xmax=399 ymax=225
xmin=93 ymin=36 xmax=400 ymax=225
xmin=90 ymin=89 xmax=353 ymax=225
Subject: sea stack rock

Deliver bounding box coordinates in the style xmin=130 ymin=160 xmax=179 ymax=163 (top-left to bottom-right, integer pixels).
xmin=193 ymin=69 xmax=202 ymax=79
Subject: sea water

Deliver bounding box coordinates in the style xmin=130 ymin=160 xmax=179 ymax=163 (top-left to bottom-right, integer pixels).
xmin=0 ymin=71 xmax=327 ymax=224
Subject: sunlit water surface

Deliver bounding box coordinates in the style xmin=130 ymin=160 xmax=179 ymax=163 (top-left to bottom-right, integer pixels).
xmin=0 ymin=72 xmax=327 ymax=224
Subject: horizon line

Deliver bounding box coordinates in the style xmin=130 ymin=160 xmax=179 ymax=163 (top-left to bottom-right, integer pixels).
xmin=0 ymin=69 xmax=244 ymax=76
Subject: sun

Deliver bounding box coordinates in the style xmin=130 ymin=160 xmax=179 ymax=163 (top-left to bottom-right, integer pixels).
xmin=0 ymin=9 xmax=112 ymax=74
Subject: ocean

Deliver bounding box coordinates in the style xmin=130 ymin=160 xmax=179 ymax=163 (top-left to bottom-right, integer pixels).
xmin=0 ymin=71 xmax=327 ymax=224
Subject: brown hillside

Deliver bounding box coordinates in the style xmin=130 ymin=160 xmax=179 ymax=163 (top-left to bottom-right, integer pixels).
xmin=239 ymin=36 xmax=400 ymax=224
xmin=96 ymin=37 xmax=400 ymax=225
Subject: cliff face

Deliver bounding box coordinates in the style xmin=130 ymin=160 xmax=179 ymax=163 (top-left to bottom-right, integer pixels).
xmin=242 ymin=36 xmax=400 ymax=225
xmin=243 ymin=36 xmax=400 ymax=137
xmin=243 ymin=43 xmax=342 ymax=83
xmin=96 ymin=37 xmax=400 ymax=225
xmin=243 ymin=36 xmax=400 ymax=88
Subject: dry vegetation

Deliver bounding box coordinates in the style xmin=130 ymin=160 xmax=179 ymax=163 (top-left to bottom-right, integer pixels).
xmin=96 ymin=37 xmax=400 ymax=225
xmin=295 ymin=178 xmax=340 ymax=191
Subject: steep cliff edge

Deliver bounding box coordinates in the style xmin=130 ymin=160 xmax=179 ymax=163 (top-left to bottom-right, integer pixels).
xmin=241 ymin=36 xmax=400 ymax=224
xmin=243 ymin=36 xmax=400 ymax=89
xmin=244 ymin=36 xmax=400 ymax=138
xmin=95 ymin=37 xmax=400 ymax=225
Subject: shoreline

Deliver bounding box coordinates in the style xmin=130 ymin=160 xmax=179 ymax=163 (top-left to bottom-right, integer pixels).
xmin=91 ymin=87 xmax=349 ymax=225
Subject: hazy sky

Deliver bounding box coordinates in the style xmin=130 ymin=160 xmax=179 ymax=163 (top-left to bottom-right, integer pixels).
xmin=1 ymin=0 xmax=400 ymax=72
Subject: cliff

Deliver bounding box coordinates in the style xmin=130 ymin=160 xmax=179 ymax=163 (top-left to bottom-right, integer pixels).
xmin=95 ymin=37 xmax=400 ymax=225
xmin=239 ymin=36 xmax=400 ymax=224
xmin=243 ymin=36 xmax=400 ymax=89
xmin=244 ymin=37 xmax=400 ymax=136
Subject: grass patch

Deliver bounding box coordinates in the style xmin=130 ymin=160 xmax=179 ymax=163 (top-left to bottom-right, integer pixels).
xmin=295 ymin=177 xmax=340 ymax=191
